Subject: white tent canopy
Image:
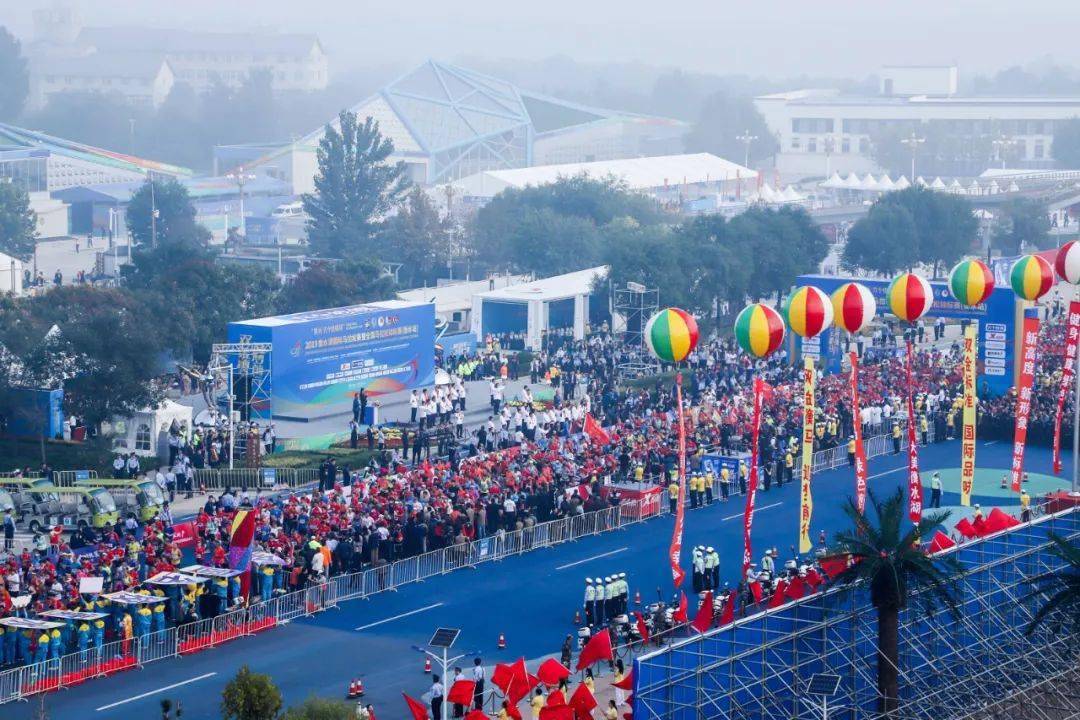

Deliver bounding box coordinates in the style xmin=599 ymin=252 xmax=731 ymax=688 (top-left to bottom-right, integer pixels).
xmin=861 ymin=174 xmax=878 ymax=190
xmin=111 ymin=399 xmax=193 ymax=460
xmin=878 ymin=175 xmax=896 ymax=191
xmin=930 ymin=177 xmax=947 ymax=189
xmin=820 ymin=172 xmax=844 ymax=189
xmin=894 ymin=176 xmax=911 ymax=190
xmin=843 ymin=172 xmax=863 ymax=190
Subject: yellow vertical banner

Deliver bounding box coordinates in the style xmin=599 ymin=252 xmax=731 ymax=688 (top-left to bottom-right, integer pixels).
xmin=799 ymin=356 xmax=815 ymax=554
xmin=960 ymin=323 xmax=977 ymax=506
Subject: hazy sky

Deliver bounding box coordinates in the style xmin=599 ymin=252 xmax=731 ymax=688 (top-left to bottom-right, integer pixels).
xmin=4 ymin=0 xmax=1078 ymax=79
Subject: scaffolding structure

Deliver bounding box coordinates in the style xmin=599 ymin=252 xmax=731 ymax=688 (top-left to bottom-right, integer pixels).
xmin=634 ymin=508 xmax=1080 ymax=720
xmin=208 ymin=341 xmax=273 ymax=424
xmin=614 ymin=282 xmax=660 ymax=378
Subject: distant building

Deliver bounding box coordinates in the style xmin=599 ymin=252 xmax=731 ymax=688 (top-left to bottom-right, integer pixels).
xmin=31 ymin=51 xmax=175 ymax=108
xmin=756 ymin=65 xmax=1080 ymax=180
xmin=226 ymin=60 xmax=687 ymax=194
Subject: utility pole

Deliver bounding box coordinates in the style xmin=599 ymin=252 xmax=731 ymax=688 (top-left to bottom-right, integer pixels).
xmin=900 ymin=132 xmax=925 ymax=180
xmin=149 ymin=173 xmax=158 ymax=247
xmin=736 ymin=130 xmax=758 ymax=169
xmin=226 ymin=166 xmax=256 ymax=238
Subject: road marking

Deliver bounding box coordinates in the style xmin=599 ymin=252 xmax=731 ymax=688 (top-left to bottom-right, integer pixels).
xmin=96 ymin=673 xmax=217 ymax=711
xmin=723 ymin=502 xmax=781 ymax=521
xmin=355 ymin=602 xmax=444 ymax=631
xmin=867 ymin=467 xmax=906 ymax=480
xmin=555 ymin=547 xmax=629 ymax=570
xmin=985 ymin=440 xmax=999 ymax=445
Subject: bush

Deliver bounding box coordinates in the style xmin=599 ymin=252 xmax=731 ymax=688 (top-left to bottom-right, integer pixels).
xmin=220 ymin=666 xmax=282 ymax=720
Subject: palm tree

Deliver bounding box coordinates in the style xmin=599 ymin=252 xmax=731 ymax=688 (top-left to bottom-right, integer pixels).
xmin=825 ymin=488 xmax=960 ymax=718
xmin=1024 ymin=532 xmax=1080 ymax=636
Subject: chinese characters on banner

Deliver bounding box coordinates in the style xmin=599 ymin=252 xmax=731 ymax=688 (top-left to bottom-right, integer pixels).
xmin=849 ymin=352 xmax=868 ymax=514
xmin=742 ymin=378 xmax=765 ymax=579
xmin=669 ymin=375 xmax=688 ymax=587
xmin=960 ymin=324 xmax=978 ymax=506
xmin=1011 ymin=309 xmax=1040 ymax=492
xmin=1053 ymin=299 xmax=1080 ymax=475
xmin=798 ymin=357 xmax=815 ymax=554
xmin=905 ymin=340 xmax=923 ymax=524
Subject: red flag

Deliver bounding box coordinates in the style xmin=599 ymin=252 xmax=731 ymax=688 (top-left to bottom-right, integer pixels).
xmin=492 ymin=663 xmax=516 ymax=695
xmin=583 ymin=413 xmax=611 ymax=445
xmin=505 ymin=702 xmax=523 ymax=720
xmin=904 ymin=340 xmax=924 ymax=523
xmin=633 ymin=611 xmax=650 ymax=644
xmin=972 ymin=515 xmax=988 ymax=537
xmin=718 ymin=595 xmax=734 ymax=626
xmin=850 ymin=352 xmax=869 ymax=514
xmin=768 ymin=580 xmax=788 ymax=608
xmin=448 ymin=680 xmax=477 ymax=706
xmin=986 ymin=508 xmax=1019 ymax=532
xmin=613 ymin=670 xmax=634 ymax=691
xmin=403 ymin=693 xmax=430 ymax=720
xmin=819 ymin=556 xmax=848 ymax=579
xmin=742 ymin=378 xmax=766 ymax=580
xmin=569 ymin=683 xmax=598 ymax=719
xmin=539 ymin=706 xmax=574 ymax=720
xmin=785 ymin=577 xmax=806 ymax=601
xmin=506 ymin=662 xmax=538 ymax=706
xmin=1053 ymin=299 xmax=1080 ymax=474
xmin=748 ymin=580 xmax=763 ymax=604
xmin=955 ymin=517 xmax=977 ymax=539
xmin=576 ymin=628 xmax=613 ymax=670
xmin=671 ymin=592 xmax=689 ymax=623
xmin=669 ymin=376 xmax=688 ymax=587
xmin=547 ymin=690 xmax=567 ymax=707
xmin=465 ymin=712 xmax=488 ymax=720
xmin=928 ymin=530 xmax=956 ymax=553
xmin=536 ymin=658 xmax=570 ymax=687
xmin=804 ymin=568 xmax=823 ymax=590
xmin=691 ymin=591 xmax=714 ymax=633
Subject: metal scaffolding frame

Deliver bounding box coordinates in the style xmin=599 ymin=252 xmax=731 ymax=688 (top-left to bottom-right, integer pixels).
xmin=614 ymin=283 xmax=659 ymax=378
xmin=209 ymin=341 xmax=273 ymax=424
xmin=634 ymin=509 xmax=1080 ymax=720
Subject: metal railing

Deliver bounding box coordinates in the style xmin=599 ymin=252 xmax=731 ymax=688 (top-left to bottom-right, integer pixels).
xmin=191 ymin=467 xmax=319 ymax=491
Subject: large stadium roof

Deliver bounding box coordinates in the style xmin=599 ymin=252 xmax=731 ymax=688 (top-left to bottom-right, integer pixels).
xmin=0 ymin=122 xmax=191 ymax=178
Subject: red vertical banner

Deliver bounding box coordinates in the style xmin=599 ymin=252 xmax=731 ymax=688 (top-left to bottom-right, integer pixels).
xmin=849 ymin=352 xmax=868 ymax=514
xmin=905 ymin=340 xmax=923 ymax=524
xmin=960 ymin=324 xmax=978 ymax=506
xmin=798 ymin=358 xmax=815 ymax=554
xmin=668 ymin=374 xmax=688 ymax=587
xmin=742 ymin=378 xmax=765 ymax=580
xmin=1011 ymin=309 xmax=1040 ymax=491
xmin=1053 ymin=299 xmax=1080 ymax=475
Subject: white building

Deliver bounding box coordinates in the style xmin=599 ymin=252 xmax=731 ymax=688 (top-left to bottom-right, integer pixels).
xmin=396 ymin=275 xmax=529 ymax=332
xmin=0 ymin=251 xmax=24 ymax=295
xmin=31 ymin=51 xmax=175 ymax=109
xmin=756 ymin=66 xmax=1078 ymax=180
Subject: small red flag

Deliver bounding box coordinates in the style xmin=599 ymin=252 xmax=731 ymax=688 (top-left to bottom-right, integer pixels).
xmin=547 ymin=689 xmax=567 ymax=707
xmin=955 ymin=517 xmax=977 ymax=539
xmin=748 ymin=580 xmax=763 ymax=604
xmin=633 ymin=611 xmax=650 ymax=644
xmin=539 ymin=706 xmax=574 ymax=720
xmin=929 ymin=530 xmax=956 ymax=553
xmin=403 ymin=692 xmax=430 ymax=720
xmin=491 ymin=663 xmax=516 ymax=695
xmin=613 ymin=669 xmax=634 ymax=691
xmin=719 ymin=595 xmax=735 ymax=626
xmin=584 ymin=413 xmax=611 ymax=445
xmin=804 ymin=568 xmax=823 ymax=589
xmin=536 ymin=658 xmax=571 ymax=687
xmin=785 ymin=577 xmax=806 ymax=601
xmin=691 ymin=591 xmax=714 ymax=633
xmin=972 ymin=515 xmax=988 ymax=537
xmin=575 ymin=628 xmax=613 ymax=670
xmin=819 ymin=556 xmax=849 ymax=579
xmin=569 ymin=683 xmax=598 ymax=719
xmin=671 ymin=592 xmax=689 ymax=624
xmin=448 ymin=679 xmax=477 ymax=706
xmin=768 ymin=580 xmax=788 ymax=608
xmin=465 ymin=712 xmax=488 ymax=720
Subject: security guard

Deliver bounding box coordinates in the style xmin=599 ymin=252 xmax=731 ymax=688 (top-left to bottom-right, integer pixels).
xmin=708 ymin=547 xmax=720 ymax=590
xmin=919 ymin=414 xmax=929 ymax=445
xmin=667 ymin=478 xmax=679 ymax=514
xmin=592 ymin=578 xmax=605 ymax=626
xmin=738 ymin=461 xmax=748 ymax=495
xmin=719 ymin=466 xmax=731 ymax=500
xmin=784 ymin=449 xmax=794 ymax=486
xmin=930 ymin=472 xmax=942 ymax=508
xmin=703 ymin=547 xmax=718 ymax=590
xmin=762 ymin=549 xmax=775 ymax=576
xmin=847 ymin=436 xmax=856 ymax=467
xmin=605 ymin=576 xmax=617 ymax=621
xmin=1020 ymin=489 xmax=1032 ymax=521
xmin=618 ymin=573 xmax=629 ymax=614
xmin=584 ymin=579 xmax=596 ymax=626
xmin=892 ymin=422 xmax=902 ymax=454
xmin=692 ymin=547 xmax=706 ymax=593
xmin=704 ymin=470 xmax=715 ymax=505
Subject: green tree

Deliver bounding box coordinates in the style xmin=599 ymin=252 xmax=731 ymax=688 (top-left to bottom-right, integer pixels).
xmin=378 ymin=187 xmax=449 ymax=287
xmin=992 ymin=198 xmax=1051 ymax=255
xmin=302 ymin=110 xmax=411 ymax=259
xmin=683 ymin=91 xmax=777 ymax=167
xmin=0 ymin=27 xmax=29 ymax=122
xmin=126 ymin=178 xmax=209 ymax=247
xmin=826 ymin=489 xmax=959 ymax=717
xmin=871 ymin=122 xmax=995 ymax=178
xmin=25 ymin=91 xmax=154 ymax=157
xmin=221 ymin=666 xmax=282 ymax=720
xmin=275 ymin=259 xmax=396 ymax=315
xmin=726 ymin=206 xmax=829 ymax=300
xmin=1024 ymin=532 xmax=1080 ymax=636
xmin=842 ymin=203 xmax=919 ymax=275
xmin=281 ymin=696 xmax=356 ymax=720
xmin=0 ymin=180 xmax=37 ymax=261
xmin=502 ymin=208 xmax=602 ymax=276
xmin=1054 ymin=118 xmax=1080 ymax=169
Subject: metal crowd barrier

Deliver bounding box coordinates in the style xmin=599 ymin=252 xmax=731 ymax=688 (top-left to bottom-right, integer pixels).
xmin=191 ymin=467 xmax=319 ymax=491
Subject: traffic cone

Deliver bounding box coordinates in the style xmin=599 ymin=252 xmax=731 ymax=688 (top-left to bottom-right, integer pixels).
xmin=347 ymin=679 xmax=359 ymax=699
xmin=424 ymin=658 xmax=432 ymax=673
xmin=574 ymin=609 xmax=581 ymax=624
xmin=634 ymin=590 xmax=641 ymax=606
xmin=355 ymin=679 xmax=364 ymax=697
xmin=497 ymin=633 xmax=506 ymax=649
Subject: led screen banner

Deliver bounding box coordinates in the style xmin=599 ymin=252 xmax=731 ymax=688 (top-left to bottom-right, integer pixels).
xmin=228 ymin=301 xmax=436 ymax=420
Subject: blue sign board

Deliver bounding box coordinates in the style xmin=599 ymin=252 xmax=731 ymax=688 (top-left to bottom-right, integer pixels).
xmin=795 ymin=274 xmax=1017 ymax=397
xmin=228 ymin=301 xmax=436 ymax=421
xmin=438 ymin=331 xmax=478 ymax=358
xmin=701 ymin=453 xmax=749 ymax=482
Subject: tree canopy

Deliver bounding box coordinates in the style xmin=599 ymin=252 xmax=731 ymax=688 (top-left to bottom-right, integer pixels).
xmin=275 ymin=259 xmax=396 ymax=316
xmin=220 ymin=666 xmax=282 ymax=720
xmin=0 ymin=27 xmax=28 ymax=123
xmin=126 ymin=177 xmax=209 ymax=247
xmin=0 ymin=181 xmax=37 ymax=261
xmin=377 ymin=187 xmax=450 ymax=288
xmin=683 ymin=91 xmax=777 ymax=167
xmin=303 ymin=110 xmax=411 ymax=259
xmin=992 ymin=198 xmax=1051 ymax=255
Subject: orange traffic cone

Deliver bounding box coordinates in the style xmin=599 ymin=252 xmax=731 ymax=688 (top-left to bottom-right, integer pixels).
xmin=497 ymin=633 xmax=506 ymax=650
xmin=424 ymin=658 xmax=432 ymax=673
xmin=355 ymin=679 xmax=364 ymax=697
xmin=574 ymin=609 xmax=581 ymax=624
xmin=347 ymin=679 xmax=359 ymax=699
xmin=634 ymin=590 xmax=641 ymax=606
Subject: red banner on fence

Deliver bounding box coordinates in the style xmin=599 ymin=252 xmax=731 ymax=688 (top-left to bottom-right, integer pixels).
xmin=742 ymin=378 xmax=766 ymax=580
xmin=668 ymin=375 xmax=688 ymax=588
xmin=905 ymin=341 xmax=923 ymax=524
xmin=849 ymin=352 xmax=868 ymax=515
xmin=1011 ymin=309 xmax=1040 ymax=492
xmin=1053 ymin=299 xmax=1080 ymax=475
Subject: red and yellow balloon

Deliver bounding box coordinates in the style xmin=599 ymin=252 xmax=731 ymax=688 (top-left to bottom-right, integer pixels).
xmin=734 ymin=303 xmax=786 ymax=358
xmin=830 ymin=282 xmax=876 ymax=334
xmin=887 ymin=272 xmax=933 ymax=323
xmin=782 ymin=286 xmax=834 ymax=338
xmin=644 ymin=307 xmax=699 ymax=363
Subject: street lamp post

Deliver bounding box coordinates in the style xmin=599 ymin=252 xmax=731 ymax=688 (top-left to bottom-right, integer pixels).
xmin=823 ymin=135 xmax=835 ymax=177
xmin=992 ymin=136 xmax=1018 ymax=170
xmin=226 ymin=166 xmax=257 ymax=239
xmin=900 ymin=132 xmax=925 ymax=180
xmin=736 ymin=130 xmax=758 ymax=169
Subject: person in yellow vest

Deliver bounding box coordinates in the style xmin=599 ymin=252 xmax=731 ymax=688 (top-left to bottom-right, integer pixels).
xmin=782 ymin=449 xmax=794 ymax=486
xmin=719 ymin=466 xmax=731 ymax=501
xmin=1020 ymin=490 xmax=1032 ymax=522
xmin=667 ymin=478 xmax=679 ymax=514
xmin=120 ymin=612 xmax=133 ymax=657
xmin=738 ymin=461 xmax=748 ymax=495
xmin=945 ymin=410 xmax=956 ymax=440
xmin=919 ymin=414 xmax=929 ymax=445
xmin=691 ymin=474 xmax=703 ymax=509
xmin=704 ymin=470 xmax=714 ymax=505
xmin=531 ymin=687 xmax=544 ymax=720
xmin=634 ymin=464 xmax=644 ymax=483
xmin=892 ymin=423 xmax=902 ymax=454
xmin=847 ymin=437 xmax=856 ymax=467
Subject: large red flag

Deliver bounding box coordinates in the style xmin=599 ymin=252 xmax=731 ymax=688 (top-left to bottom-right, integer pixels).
xmin=768 ymin=580 xmax=788 ymax=608
xmin=669 ymin=375 xmax=688 ymax=587
xmin=904 ymin=340 xmax=924 ymax=523
xmin=691 ymin=591 xmax=714 ymax=633
xmin=928 ymin=530 xmax=956 ymax=553
xmin=634 ymin=611 xmax=650 ymax=644
xmin=465 ymin=712 xmax=488 ymax=720
xmin=785 ymin=577 xmax=806 ymax=601
xmin=747 ymin=580 xmax=763 ymax=604
xmin=536 ymin=658 xmax=570 ymax=687
xmin=804 ymin=567 xmax=823 ymax=590
xmin=403 ymin=693 xmax=430 ymax=720
xmin=613 ymin=669 xmax=634 ymax=691
xmin=576 ymin=628 xmax=613 ymax=670
xmin=583 ymin=413 xmax=611 ymax=446
xmin=491 ymin=663 xmax=516 ymax=695
xmin=718 ymin=595 xmax=735 ymax=626
xmin=742 ymin=378 xmax=767 ymax=579
xmin=547 ymin=689 xmax=567 ymax=707
xmin=539 ymin=706 xmax=574 ymax=720
xmin=569 ymin=683 xmax=598 ymax=720
xmin=954 ymin=517 xmax=976 ymax=539
xmin=448 ymin=680 xmax=477 ymax=706
xmin=671 ymin=591 xmax=689 ymax=623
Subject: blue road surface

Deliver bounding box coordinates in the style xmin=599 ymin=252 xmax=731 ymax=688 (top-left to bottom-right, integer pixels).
xmin=7 ymin=439 xmax=1073 ymax=720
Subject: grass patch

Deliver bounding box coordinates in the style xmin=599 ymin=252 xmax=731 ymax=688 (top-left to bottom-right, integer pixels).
xmin=264 ymin=447 xmax=377 ymax=469
xmin=0 ymin=436 xmax=116 ymax=474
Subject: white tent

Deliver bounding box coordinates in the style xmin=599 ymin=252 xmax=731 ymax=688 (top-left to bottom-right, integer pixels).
xmin=0 ymin=251 xmax=23 ymax=295
xmin=930 ymin=177 xmax=947 ymax=189
xmin=988 ymin=180 xmax=1001 ymax=194
xmin=111 ymin=399 xmax=194 ymax=461
xmin=820 ymin=172 xmax=845 ymax=189
xmin=948 ymin=179 xmax=965 ymax=194
xmin=1007 ymin=181 xmax=1020 ymax=192
xmin=915 ymin=176 xmax=928 ymax=187
xmin=861 ymin=174 xmax=879 ymax=191
xmin=894 ymin=176 xmax=911 ymax=190
xmin=843 ymin=172 xmax=863 ymax=190
xmin=757 ymin=184 xmax=779 ymax=202
xmin=967 ymin=180 xmax=981 ymax=195
xmin=781 ymin=185 xmax=803 ymax=202
xmin=878 ymin=175 xmax=896 ymax=191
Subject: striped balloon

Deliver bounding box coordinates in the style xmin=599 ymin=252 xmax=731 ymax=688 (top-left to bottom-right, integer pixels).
xmin=644 ymin=307 xmax=699 ymax=363
xmin=734 ymin=303 xmax=786 ymax=358
xmin=1056 ymin=240 xmax=1080 ymax=285
xmin=887 ymin=273 xmax=933 ymax=323
xmin=1010 ymin=254 xmax=1055 ymax=301
xmin=782 ymin=286 xmax=834 ymax=338
xmin=948 ymin=259 xmax=995 ymax=307
xmin=831 ymin=282 xmax=876 ymax=334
